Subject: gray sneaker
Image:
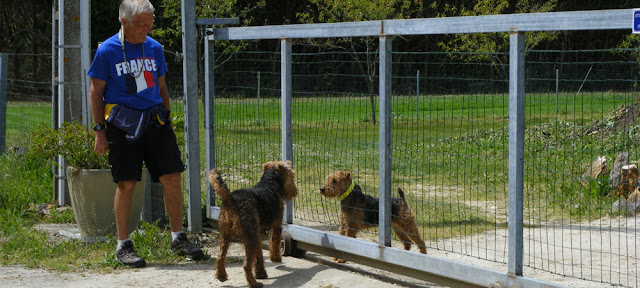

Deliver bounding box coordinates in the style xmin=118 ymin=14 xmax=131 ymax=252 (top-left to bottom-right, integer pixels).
xmin=116 ymin=240 xmax=146 ymax=268
xmin=170 ymin=233 xmax=204 ymax=260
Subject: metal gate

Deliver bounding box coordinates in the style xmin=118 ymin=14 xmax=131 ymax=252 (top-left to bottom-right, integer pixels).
xmin=201 ymin=9 xmax=637 ymax=287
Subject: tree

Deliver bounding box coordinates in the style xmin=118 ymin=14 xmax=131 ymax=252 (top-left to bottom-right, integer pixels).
xmin=0 ymin=0 xmax=52 ymax=99
xmin=153 ymin=0 xmax=267 ymax=59
xmin=90 ymin=0 xmax=121 ymax=46
xmin=434 ymin=0 xmax=558 ymax=59
xmin=617 ymin=34 xmax=640 ymax=92
xmin=297 ymin=0 xmax=424 ymax=124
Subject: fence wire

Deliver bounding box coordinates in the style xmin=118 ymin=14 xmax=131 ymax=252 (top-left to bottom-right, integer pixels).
xmin=211 ymin=47 xmax=640 ymax=287
xmin=3 ymin=46 xmax=640 ymax=287
xmin=524 ymin=49 xmax=640 ymax=287
xmin=2 ymin=53 xmax=52 ymax=149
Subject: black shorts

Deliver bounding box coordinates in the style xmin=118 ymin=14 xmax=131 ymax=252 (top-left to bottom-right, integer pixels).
xmin=106 ymin=122 xmax=185 ymax=183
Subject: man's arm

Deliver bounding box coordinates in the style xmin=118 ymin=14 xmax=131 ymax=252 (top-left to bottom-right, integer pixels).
xmin=158 ymin=75 xmax=170 ymax=110
xmin=90 ymin=77 xmax=108 ymax=154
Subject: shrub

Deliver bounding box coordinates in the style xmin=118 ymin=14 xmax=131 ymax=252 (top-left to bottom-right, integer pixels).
xmin=28 ymin=122 xmax=109 ymax=169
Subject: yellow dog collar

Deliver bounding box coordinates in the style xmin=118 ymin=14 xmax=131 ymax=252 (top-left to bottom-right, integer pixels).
xmin=338 ymin=181 xmax=354 ymax=201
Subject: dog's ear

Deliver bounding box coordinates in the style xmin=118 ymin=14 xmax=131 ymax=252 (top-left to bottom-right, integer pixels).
xmin=283 ymin=160 xmax=293 ymax=170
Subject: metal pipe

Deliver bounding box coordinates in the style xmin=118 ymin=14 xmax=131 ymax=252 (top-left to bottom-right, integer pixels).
xmin=57 ymin=0 xmax=66 ymax=206
xmin=51 ymin=0 xmax=57 ymax=130
xmin=556 ymin=69 xmax=560 ymax=114
xmin=181 ymin=0 xmax=202 ymax=232
xmin=80 ymin=0 xmax=91 ymax=126
xmin=204 ymin=38 xmax=216 ymax=218
xmin=507 ymin=30 xmax=525 ymax=276
xmin=208 ymin=9 xmax=633 ymax=41
xmin=257 ymin=71 xmax=261 ymax=122
xmin=0 ymin=54 xmax=7 ymax=155
xmin=281 ymin=38 xmax=293 ymax=224
xmin=378 ymin=35 xmax=392 ymax=247
xmin=416 ymin=69 xmax=420 ymax=118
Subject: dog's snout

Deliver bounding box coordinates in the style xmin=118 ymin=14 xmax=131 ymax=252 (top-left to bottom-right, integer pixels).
xmin=320 ymin=187 xmax=325 ymax=192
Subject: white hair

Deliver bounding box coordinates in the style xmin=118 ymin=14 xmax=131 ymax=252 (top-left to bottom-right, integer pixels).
xmin=119 ymin=0 xmax=155 ymax=25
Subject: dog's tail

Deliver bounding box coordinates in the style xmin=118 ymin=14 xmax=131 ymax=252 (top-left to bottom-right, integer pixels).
xmin=397 ymin=187 xmax=406 ymax=199
xmin=208 ymin=168 xmax=231 ymax=206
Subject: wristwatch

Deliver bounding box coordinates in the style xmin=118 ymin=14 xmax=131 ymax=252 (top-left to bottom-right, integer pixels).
xmin=93 ymin=123 xmax=105 ymax=131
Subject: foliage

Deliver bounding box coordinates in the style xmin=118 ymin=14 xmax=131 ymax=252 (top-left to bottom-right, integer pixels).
xmin=129 ymin=221 xmax=191 ymax=262
xmin=0 ymin=0 xmax=53 ymax=98
xmin=434 ymin=0 xmax=559 ymax=62
xmin=296 ymin=0 xmax=425 ymax=119
xmin=28 ymin=122 xmax=109 ymax=169
xmin=617 ymin=34 xmax=640 ymax=89
xmin=90 ymin=0 xmax=122 ymax=46
xmin=298 ymin=0 xmax=421 ymax=23
xmin=3 ymin=0 xmax=639 ymax=58
xmin=0 ymin=216 xmax=198 ymax=271
xmin=0 ymin=148 xmax=54 ymax=213
xmin=152 ymin=0 xmax=261 ymax=61
xmin=0 ymin=130 xmax=204 ymax=272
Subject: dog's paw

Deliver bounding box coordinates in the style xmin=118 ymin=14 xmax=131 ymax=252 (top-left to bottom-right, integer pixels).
xmin=256 ymin=270 xmax=268 ymax=279
xmin=270 ymin=255 xmax=282 ymax=262
xmin=216 ymin=272 xmax=228 ymax=282
xmin=334 ymin=257 xmax=347 ymax=263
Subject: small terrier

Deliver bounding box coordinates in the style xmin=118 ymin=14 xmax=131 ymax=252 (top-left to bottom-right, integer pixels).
xmin=320 ymin=171 xmax=426 ymax=262
xmin=209 ymin=161 xmax=299 ymax=288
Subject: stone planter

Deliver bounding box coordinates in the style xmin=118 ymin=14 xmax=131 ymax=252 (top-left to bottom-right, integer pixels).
xmin=66 ymin=166 xmax=145 ymax=242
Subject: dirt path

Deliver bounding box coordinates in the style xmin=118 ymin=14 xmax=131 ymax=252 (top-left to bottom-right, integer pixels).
xmin=3 ymin=216 xmax=639 ymax=288
xmin=0 ymin=243 xmax=430 ymax=288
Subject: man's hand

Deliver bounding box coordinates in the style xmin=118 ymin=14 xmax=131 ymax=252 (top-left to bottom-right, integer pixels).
xmin=94 ymin=131 xmax=108 ymax=154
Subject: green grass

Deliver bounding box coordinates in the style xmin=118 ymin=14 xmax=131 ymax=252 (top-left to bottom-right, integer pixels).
xmin=210 ymin=91 xmax=639 ymax=241
xmin=1 ymin=91 xmax=637 ymax=271
xmin=4 ymin=102 xmax=51 ymax=148
xmin=0 ymin=116 xmax=211 ymax=272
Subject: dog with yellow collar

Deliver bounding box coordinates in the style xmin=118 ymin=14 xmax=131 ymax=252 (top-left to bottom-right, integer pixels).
xmin=320 ymin=171 xmax=427 ymax=263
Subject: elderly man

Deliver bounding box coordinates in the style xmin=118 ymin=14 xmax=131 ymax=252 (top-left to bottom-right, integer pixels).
xmin=87 ymin=0 xmax=203 ymax=267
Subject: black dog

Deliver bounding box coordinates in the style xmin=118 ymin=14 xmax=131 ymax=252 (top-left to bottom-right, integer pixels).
xmin=209 ymin=161 xmax=298 ymax=288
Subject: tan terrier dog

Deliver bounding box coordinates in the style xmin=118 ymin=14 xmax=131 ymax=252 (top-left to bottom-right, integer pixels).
xmin=320 ymin=171 xmax=426 ymax=263
xmin=209 ymin=161 xmax=298 ymax=288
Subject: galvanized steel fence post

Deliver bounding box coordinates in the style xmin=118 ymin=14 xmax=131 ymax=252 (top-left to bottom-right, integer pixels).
xmin=379 ymin=34 xmax=393 ymax=247
xmin=508 ymin=30 xmax=525 ymax=276
xmin=281 ymin=38 xmax=294 ymax=224
xmin=204 ymin=32 xmax=216 ymax=219
xmin=0 ymin=53 xmax=6 ymax=155
xmin=181 ymin=0 xmax=202 ymax=233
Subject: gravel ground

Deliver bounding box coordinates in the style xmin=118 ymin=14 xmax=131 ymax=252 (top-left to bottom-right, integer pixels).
xmin=1 ymin=215 xmax=638 ymax=288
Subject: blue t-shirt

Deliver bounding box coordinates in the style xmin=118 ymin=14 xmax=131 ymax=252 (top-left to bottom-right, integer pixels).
xmin=87 ymin=32 xmax=168 ymax=110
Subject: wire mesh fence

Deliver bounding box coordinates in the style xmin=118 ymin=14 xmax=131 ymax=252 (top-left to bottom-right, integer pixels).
xmin=3 ymin=45 xmax=640 ymax=287
xmin=1 ymin=50 xmax=186 ymax=148
xmin=524 ymin=49 xmax=640 ymax=286
xmin=2 ymin=53 xmax=53 ymax=148
xmin=211 ymin=47 xmax=640 ymax=287
xmin=1 ymin=50 xmax=186 ymax=212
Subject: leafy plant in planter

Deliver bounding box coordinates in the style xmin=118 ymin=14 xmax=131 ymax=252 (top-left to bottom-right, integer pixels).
xmin=29 ymin=122 xmax=108 ymax=170
xmin=29 ymin=121 xmax=144 ymax=242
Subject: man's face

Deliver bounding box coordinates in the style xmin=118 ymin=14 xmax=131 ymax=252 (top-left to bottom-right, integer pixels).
xmin=122 ymin=12 xmax=154 ymax=44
